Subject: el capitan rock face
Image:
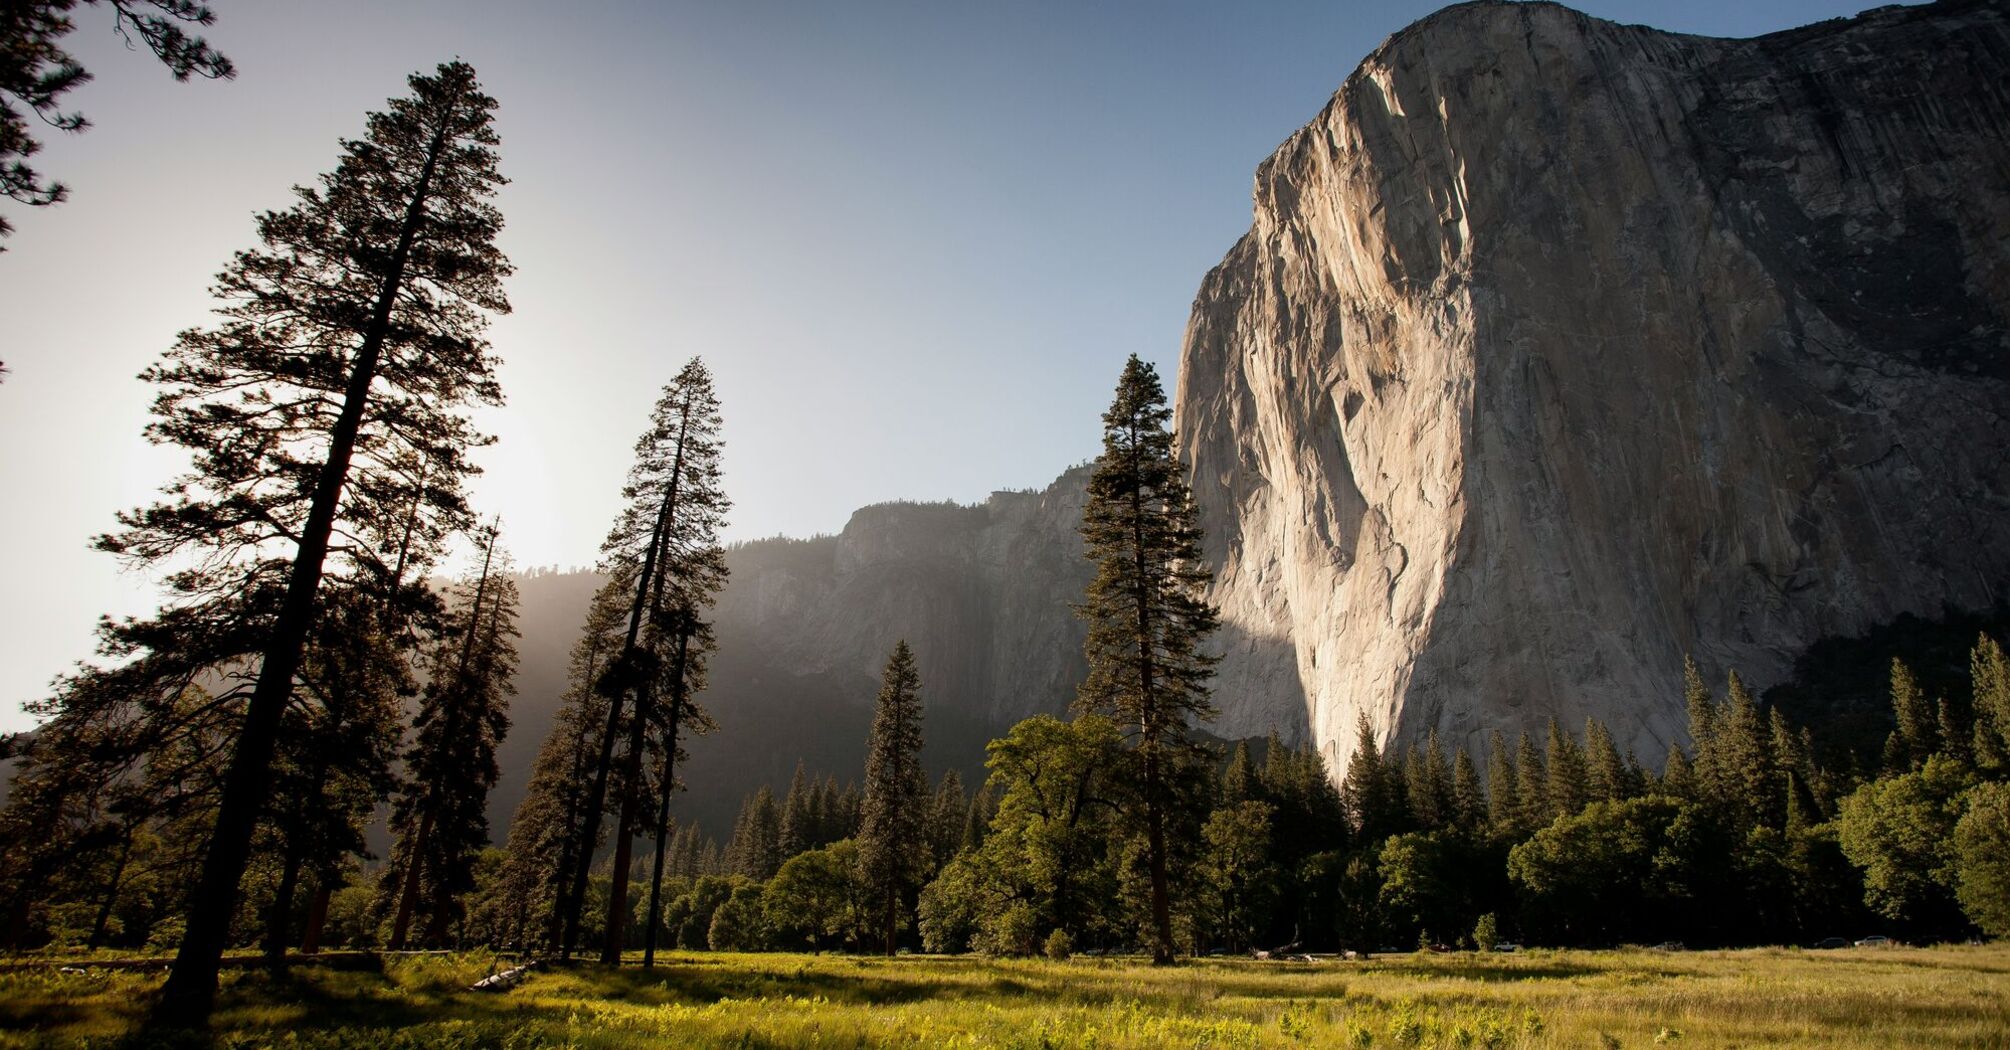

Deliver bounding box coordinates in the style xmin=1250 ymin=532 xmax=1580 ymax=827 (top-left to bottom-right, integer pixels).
xmin=1176 ymin=0 xmax=2010 ymax=772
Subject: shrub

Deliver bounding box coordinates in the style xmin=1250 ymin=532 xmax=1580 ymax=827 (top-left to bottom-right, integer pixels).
xmin=1043 ymin=928 xmax=1073 ymax=960
xmin=1472 ymin=913 xmax=1498 ymax=952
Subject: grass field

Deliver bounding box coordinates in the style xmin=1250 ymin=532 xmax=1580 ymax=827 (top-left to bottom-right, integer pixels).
xmin=0 ymin=945 xmax=2005 ymax=1048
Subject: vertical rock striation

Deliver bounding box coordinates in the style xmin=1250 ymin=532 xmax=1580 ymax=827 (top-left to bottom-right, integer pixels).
xmin=1175 ymin=0 xmax=2010 ymax=772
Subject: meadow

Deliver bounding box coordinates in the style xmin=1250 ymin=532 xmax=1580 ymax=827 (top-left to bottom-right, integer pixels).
xmin=0 ymin=945 xmax=2005 ymax=1049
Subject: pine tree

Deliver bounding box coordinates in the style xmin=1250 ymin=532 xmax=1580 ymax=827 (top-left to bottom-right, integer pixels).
xmin=1662 ymin=747 xmax=1696 ymax=798
xmin=1544 ymin=719 xmax=1590 ymax=818
xmin=0 ymin=0 xmax=233 ymax=249
xmin=1683 ymin=656 xmax=1722 ymax=803
xmin=122 ymin=61 xmax=511 ymax=1027
xmin=1451 ymin=748 xmax=1486 ymax=832
xmin=1972 ymin=635 xmax=2010 ymax=773
xmin=858 ymin=641 xmax=928 ymax=955
xmin=962 ymin=781 xmax=998 ymax=853
xmin=780 ymin=761 xmax=815 ymax=859
xmin=381 ymin=526 xmax=518 ymax=948
xmin=1222 ymin=741 xmax=1259 ymax=804
xmin=558 ymin=358 xmax=729 ymax=962
xmin=1485 ymin=731 xmax=1520 ymax=836
xmin=1514 ymin=732 xmax=1549 ymax=830
xmin=1720 ymin=672 xmax=1780 ymax=828
xmin=926 ymin=771 xmax=968 ymax=871
xmin=1399 ymin=733 xmax=1453 ymax=831
xmin=640 ymin=546 xmax=725 ymax=969
xmin=1342 ymin=715 xmax=1398 ymax=843
xmin=1073 ymin=355 xmax=1219 ymax=965
xmin=1889 ymin=658 xmax=1937 ymax=771
xmin=1584 ymin=719 xmax=1628 ymax=803
xmin=726 ymin=788 xmax=782 ymax=880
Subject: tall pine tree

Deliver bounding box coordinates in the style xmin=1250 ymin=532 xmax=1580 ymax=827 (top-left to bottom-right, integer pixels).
xmin=99 ymin=60 xmax=512 ymax=1027
xmin=381 ymin=526 xmax=518 ymax=948
xmin=858 ymin=641 xmax=928 ymax=955
xmin=559 ymin=358 xmax=728 ymax=962
xmin=1075 ymin=356 xmax=1220 ymax=965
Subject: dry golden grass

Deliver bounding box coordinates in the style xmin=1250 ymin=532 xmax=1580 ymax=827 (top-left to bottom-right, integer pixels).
xmin=0 ymin=944 xmax=2004 ymax=1048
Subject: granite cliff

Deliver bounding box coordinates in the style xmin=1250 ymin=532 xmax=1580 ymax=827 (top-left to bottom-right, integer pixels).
xmin=1176 ymin=0 xmax=2010 ymax=773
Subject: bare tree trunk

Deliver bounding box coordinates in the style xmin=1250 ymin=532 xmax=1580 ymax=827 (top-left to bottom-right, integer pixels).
xmin=299 ymin=879 xmax=333 ymax=954
xmin=642 ymin=625 xmax=692 ymax=968
xmin=86 ymin=831 xmax=134 ymax=951
xmin=262 ymin=836 xmax=305 ymax=969
xmin=388 ymin=811 xmax=434 ymax=950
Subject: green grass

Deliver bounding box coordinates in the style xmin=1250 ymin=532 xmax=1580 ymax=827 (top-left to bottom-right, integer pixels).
xmin=1 ymin=945 xmax=2006 ymax=1048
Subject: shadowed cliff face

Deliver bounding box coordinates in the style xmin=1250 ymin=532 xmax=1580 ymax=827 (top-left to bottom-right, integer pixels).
xmin=490 ymin=468 xmax=1123 ymax=839
xmin=1175 ymin=0 xmax=2010 ymax=774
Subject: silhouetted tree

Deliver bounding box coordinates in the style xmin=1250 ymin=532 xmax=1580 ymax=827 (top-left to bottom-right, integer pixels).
xmin=79 ymin=59 xmax=511 ymax=1027
xmin=381 ymin=527 xmax=518 ymax=949
xmin=558 ymin=358 xmax=728 ymax=962
xmin=494 ymin=578 xmax=627 ymax=950
xmin=1074 ymin=355 xmax=1219 ymax=964
xmin=858 ymin=641 xmax=928 ymax=955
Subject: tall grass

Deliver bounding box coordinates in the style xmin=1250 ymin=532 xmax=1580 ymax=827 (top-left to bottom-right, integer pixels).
xmin=0 ymin=945 xmax=2004 ymax=1048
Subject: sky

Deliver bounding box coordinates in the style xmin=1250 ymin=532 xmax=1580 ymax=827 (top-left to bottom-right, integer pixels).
xmin=0 ymin=0 xmax=1908 ymax=733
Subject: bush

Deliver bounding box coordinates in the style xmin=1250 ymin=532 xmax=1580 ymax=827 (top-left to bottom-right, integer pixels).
xmin=1472 ymin=913 xmax=1498 ymax=952
xmin=1043 ymin=928 xmax=1073 ymax=960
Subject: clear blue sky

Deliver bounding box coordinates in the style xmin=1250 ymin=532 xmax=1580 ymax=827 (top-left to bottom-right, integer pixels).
xmin=0 ymin=0 xmax=1909 ymax=733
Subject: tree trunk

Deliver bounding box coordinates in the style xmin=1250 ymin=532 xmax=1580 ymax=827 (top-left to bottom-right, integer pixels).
xmin=560 ymin=473 xmax=677 ymax=957
xmin=262 ymin=835 xmax=305 ymax=969
xmin=388 ymin=810 xmax=435 ymax=950
xmin=299 ymin=879 xmax=332 ymax=954
xmin=577 ymin=401 xmax=693 ymax=962
xmin=152 ymin=102 xmax=457 ymax=1032
xmin=643 ymin=626 xmax=692 ymax=969
xmin=86 ymin=831 xmax=134 ymax=951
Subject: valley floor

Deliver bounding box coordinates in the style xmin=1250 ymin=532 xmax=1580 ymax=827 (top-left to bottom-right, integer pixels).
xmin=0 ymin=945 xmax=2005 ymax=1048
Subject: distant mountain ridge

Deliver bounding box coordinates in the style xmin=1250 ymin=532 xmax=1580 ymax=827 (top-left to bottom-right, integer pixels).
xmin=491 ymin=466 xmax=1097 ymax=840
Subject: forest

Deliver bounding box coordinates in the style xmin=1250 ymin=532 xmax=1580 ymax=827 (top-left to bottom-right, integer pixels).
xmin=1 ymin=5 xmax=2008 ymax=1045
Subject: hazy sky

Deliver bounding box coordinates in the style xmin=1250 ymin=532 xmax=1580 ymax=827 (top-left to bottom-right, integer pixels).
xmin=0 ymin=0 xmax=1905 ymax=733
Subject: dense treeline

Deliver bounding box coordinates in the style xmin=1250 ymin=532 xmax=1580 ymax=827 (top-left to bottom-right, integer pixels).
xmin=426 ymin=636 xmax=2008 ymax=959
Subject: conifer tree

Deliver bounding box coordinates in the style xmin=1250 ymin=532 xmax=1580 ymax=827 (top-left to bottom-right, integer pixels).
xmin=780 ymin=761 xmax=815 ymax=859
xmin=1584 ymin=719 xmax=1628 ymax=803
xmin=1972 ymin=635 xmax=2010 ymax=773
xmin=1342 ymin=715 xmax=1399 ymax=842
xmin=1662 ymin=747 xmax=1696 ymax=798
xmin=1485 ymin=731 xmax=1520 ymax=836
xmin=926 ymin=771 xmax=968 ymax=871
xmin=1684 ymin=657 xmax=1723 ymax=801
xmin=1718 ymin=672 xmax=1781 ymax=828
xmin=557 ymin=359 xmax=728 ymax=962
xmin=962 ymin=781 xmax=998 ymax=853
xmin=1222 ymin=741 xmax=1259 ymax=804
xmin=1514 ymin=732 xmax=1549 ymax=830
xmin=1889 ymin=658 xmax=1937 ymax=771
xmin=1544 ymin=719 xmax=1590 ymax=818
xmin=495 ymin=578 xmax=627 ymax=950
xmin=858 ymin=641 xmax=928 ymax=955
xmin=1074 ymin=355 xmax=1219 ymax=964
xmin=1451 ymin=748 xmax=1486 ymax=832
xmin=726 ymin=787 xmax=783 ymax=880
xmin=100 ymin=61 xmax=511 ymax=1026
xmin=381 ymin=527 xmax=518 ymax=949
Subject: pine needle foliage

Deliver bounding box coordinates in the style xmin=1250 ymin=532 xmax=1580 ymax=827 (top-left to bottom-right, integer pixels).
xmin=858 ymin=641 xmax=928 ymax=955
xmin=1074 ymin=354 xmax=1219 ymax=964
